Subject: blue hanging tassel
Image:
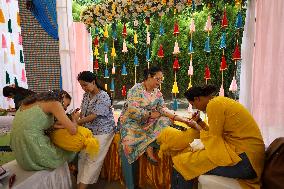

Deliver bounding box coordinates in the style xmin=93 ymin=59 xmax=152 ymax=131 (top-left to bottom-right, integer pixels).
xmin=159 ymin=23 xmax=165 ymax=36
xmin=121 ymin=63 xmax=128 ymax=75
xmin=14 ymin=77 xmax=18 ymax=87
xmin=204 ymin=36 xmax=211 ymax=53
xmin=104 ymin=68 xmax=109 ymax=78
xmin=20 ymin=50 xmax=24 ymax=63
xmin=59 ymin=70 xmax=63 ymax=90
xmin=104 ymin=43 xmax=108 ymax=53
xmin=188 ymin=40 xmax=194 ymax=54
xmin=112 ymin=31 xmax=117 ymax=40
xmin=95 ymin=27 xmax=99 ymax=35
xmin=8 ymin=19 xmax=12 ymax=33
xmin=134 ymin=55 xmax=139 ymax=66
xmin=110 ymin=78 xmax=115 ymax=91
xmin=220 ymin=32 xmax=226 ymax=49
xmin=6 ymin=71 xmax=10 ymax=84
xmin=192 ymin=0 xmax=196 ymax=11
xmin=146 ymin=47 xmax=150 ymax=62
xmin=172 ymin=98 xmax=178 ymax=111
xmin=235 ymin=11 xmax=243 ymax=29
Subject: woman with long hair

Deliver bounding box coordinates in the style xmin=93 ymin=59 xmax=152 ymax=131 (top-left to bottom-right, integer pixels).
xmin=10 ymin=90 xmax=77 ymax=170
xmin=73 ymin=71 xmax=115 ymax=189
xmin=3 ymin=85 xmax=35 ymax=110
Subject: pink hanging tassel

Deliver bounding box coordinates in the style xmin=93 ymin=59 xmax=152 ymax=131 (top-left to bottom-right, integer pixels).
xmin=19 ymin=33 xmax=22 ymax=45
xmin=219 ymin=85 xmax=225 ymax=96
xmin=21 ymin=69 xmax=27 ymax=82
xmin=229 ymin=77 xmax=238 ymax=92
xmin=6 ymin=0 xmax=11 ymax=3
xmin=2 ymin=34 xmax=7 ymax=48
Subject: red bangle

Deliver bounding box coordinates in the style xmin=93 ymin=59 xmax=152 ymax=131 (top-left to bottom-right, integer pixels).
xmin=172 ymin=115 xmax=177 ymax=122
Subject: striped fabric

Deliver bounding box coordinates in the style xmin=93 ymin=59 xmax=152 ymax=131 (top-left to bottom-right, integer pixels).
xmin=18 ymin=0 xmax=61 ymax=93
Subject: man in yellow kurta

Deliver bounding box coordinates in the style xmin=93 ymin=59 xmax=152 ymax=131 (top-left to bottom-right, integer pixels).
xmin=158 ymin=85 xmax=265 ymax=189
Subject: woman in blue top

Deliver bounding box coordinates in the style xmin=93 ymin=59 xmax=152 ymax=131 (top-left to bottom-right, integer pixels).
xmin=73 ymin=71 xmax=115 ymax=189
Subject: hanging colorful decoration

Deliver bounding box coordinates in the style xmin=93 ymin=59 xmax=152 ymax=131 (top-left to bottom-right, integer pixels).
xmin=171 ymin=11 xmax=181 ymax=111
xmin=219 ymin=7 xmax=228 ymax=96
xmin=133 ymin=19 xmax=139 ymax=84
xmin=103 ymin=25 xmax=110 ymax=90
xmin=93 ymin=29 xmax=100 ymax=73
xmin=204 ymin=14 xmax=212 ymax=84
xmin=145 ymin=17 xmax=151 ymax=68
xmin=2 ymin=34 xmax=7 ymax=48
xmin=0 ymin=7 xmax=5 ymax=23
xmin=6 ymin=71 xmax=10 ymax=84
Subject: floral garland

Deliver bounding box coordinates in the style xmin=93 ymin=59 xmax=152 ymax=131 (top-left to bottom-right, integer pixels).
xmin=80 ymin=0 xmax=195 ymax=28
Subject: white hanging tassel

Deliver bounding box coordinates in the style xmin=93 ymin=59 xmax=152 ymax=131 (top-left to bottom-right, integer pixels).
xmin=122 ymin=39 xmax=128 ymax=53
xmin=219 ymin=84 xmax=225 ymax=96
xmin=146 ymin=32 xmax=150 ymax=45
xmin=173 ymin=41 xmax=180 ymax=54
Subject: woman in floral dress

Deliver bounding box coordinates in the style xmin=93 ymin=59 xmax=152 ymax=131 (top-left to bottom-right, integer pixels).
xmin=119 ymin=66 xmax=198 ymax=189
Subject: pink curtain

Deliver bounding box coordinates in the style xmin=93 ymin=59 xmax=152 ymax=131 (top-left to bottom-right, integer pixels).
xmin=241 ymin=0 xmax=284 ymax=145
xmin=70 ymin=22 xmax=92 ymax=109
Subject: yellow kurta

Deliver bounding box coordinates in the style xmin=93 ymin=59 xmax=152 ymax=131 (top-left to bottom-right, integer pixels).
xmin=159 ymin=97 xmax=265 ymax=189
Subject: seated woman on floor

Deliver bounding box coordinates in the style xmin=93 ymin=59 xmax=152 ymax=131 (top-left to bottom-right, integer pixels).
xmin=157 ymin=85 xmax=265 ymax=189
xmin=10 ymin=90 xmax=99 ymax=171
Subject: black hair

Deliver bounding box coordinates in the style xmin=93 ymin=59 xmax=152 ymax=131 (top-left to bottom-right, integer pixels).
xmin=143 ymin=66 xmax=163 ymax=81
xmin=77 ymin=71 xmax=112 ymax=104
xmin=3 ymin=86 xmax=34 ymax=98
xmin=184 ymin=85 xmax=217 ymax=101
xmin=22 ymin=90 xmax=70 ymax=106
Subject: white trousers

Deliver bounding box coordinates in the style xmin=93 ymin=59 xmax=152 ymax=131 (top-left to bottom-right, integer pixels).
xmin=77 ymin=132 xmax=114 ymax=184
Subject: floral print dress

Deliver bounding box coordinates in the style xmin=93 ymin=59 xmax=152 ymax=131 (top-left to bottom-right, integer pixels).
xmin=120 ymin=83 xmax=172 ymax=164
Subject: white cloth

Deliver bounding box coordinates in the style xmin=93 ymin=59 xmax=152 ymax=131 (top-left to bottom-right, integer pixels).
xmin=77 ymin=132 xmax=114 ymax=184
xmin=1 ymin=160 xmax=72 ymax=189
xmin=190 ymin=139 xmax=205 ymax=152
xmin=198 ymin=175 xmax=241 ymax=189
xmin=0 ymin=116 xmax=14 ymax=129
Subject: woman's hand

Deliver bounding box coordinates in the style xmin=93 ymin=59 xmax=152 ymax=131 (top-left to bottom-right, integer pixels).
xmin=71 ymin=111 xmax=80 ymax=122
xmin=150 ymin=111 xmax=161 ymax=119
xmin=53 ymin=122 xmax=65 ymax=129
xmin=185 ymin=119 xmax=202 ymax=131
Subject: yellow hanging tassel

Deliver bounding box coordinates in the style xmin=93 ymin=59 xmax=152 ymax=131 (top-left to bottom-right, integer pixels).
xmin=17 ymin=12 xmax=21 ymax=26
xmin=111 ymin=47 xmax=116 ymax=57
xmin=134 ymin=31 xmax=138 ymax=44
xmin=172 ymin=81 xmax=179 ymax=94
xmin=93 ymin=46 xmax=99 ymax=56
xmin=10 ymin=42 xmax=15 ymax=55
xmin=104 ymin=83 xmax=108 ymax=90
xmin=0 ymin=9 xmax=5 ymax=23
xmin=188 ymin=81 xmax=192 ymax=89
xmin=103 ymin=25 xmax=109 ymax=38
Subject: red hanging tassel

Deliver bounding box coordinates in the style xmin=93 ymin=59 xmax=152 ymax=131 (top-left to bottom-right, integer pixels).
xmin=221 ymin=8 xmax=228 ymax=28
xmin=145 ymin=17 xmax=150 ymax=25
xmin=93 ymin=59 xmax=99 ymax=70
xmin=93 ymin=36 xmax=99 ymax=47
xmin=173 ymin=57 xmax=180 ymax=71
xmin=204 ymin=65 xmax=211 ymax=80
xmin=173 ymin=22 xmax=179 ymax=36
xmin=157 ymin=44 xmax=164 ymax=58
xmin=122 ymin=85 xmax=127 ymax=97
xmin=220 ymin=55 xmax=227 ymax=71
xmin=122 ymin=23 xmax=127 ymax=37
xmin=232 ymin=44 xmax=241 ymax=60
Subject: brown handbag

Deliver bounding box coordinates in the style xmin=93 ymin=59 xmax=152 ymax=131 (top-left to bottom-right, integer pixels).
xmin=262 ymin=137 xmax=284 ymax=189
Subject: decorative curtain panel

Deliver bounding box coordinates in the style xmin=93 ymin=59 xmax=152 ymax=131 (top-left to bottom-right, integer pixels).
xmin=240 ymin=0 xmax=284 ymax=145
xmin=31 ymin=0 xmax=58 ymax=40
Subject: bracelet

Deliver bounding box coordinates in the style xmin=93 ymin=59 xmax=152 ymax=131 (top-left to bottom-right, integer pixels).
xmin=172 ymin=115 xmax=177 ymax=122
